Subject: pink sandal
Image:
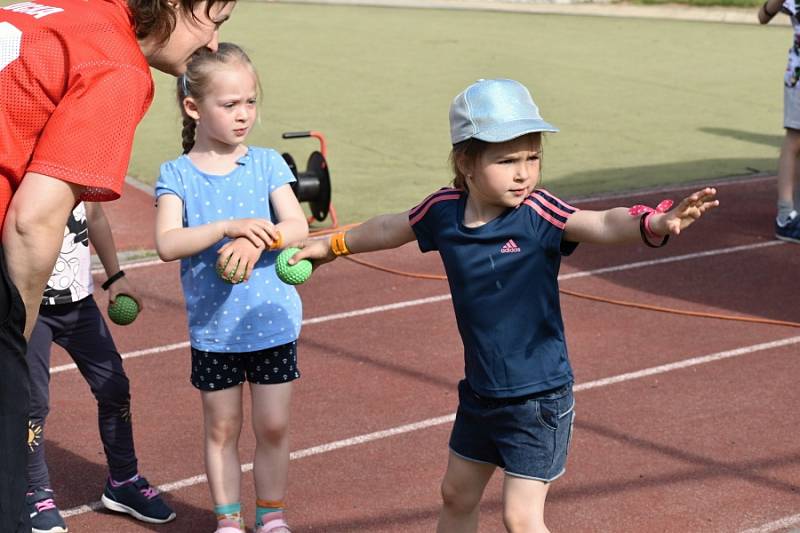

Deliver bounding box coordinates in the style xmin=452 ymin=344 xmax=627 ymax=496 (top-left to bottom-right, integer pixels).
xmin=256 ymin=517 xmax=291 ymax=533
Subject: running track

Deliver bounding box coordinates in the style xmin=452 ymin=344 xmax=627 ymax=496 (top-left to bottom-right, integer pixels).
xmin=42 ymin=176 xmax=800 ymax=532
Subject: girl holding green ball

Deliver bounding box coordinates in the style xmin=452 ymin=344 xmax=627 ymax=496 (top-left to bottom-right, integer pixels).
xmin=154 ymin=43 xmax=307 ymax=533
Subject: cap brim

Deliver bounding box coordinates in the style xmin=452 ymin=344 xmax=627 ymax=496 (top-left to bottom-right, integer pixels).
xmin=473 ymin=118 xmax=559 ymax=143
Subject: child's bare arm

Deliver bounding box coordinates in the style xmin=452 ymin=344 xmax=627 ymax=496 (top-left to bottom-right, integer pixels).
xmin=564 ymin=187 xmax=718 ymax=245
xmin=155 ymin=194 xmax=275 ymax=261
xmin=759 ymin=0 xmax=783 ymax=23
xmin=290 ymin=211 xmax=416 ymax=266
xmin=270 ymin=184 xmax=309 ymax=246
xmin=85 ymin=202 xmax=142 ymax=306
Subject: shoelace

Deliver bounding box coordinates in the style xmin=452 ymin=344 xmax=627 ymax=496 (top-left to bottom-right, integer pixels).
xmin=35 ymin=498 xmax=56 ymax=512
xmin=137 ymin=483 xmax=159 ymax=500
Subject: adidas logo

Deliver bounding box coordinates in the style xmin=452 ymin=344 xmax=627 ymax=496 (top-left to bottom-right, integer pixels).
xmin=500 ymin=239 xmax=521 ymax=253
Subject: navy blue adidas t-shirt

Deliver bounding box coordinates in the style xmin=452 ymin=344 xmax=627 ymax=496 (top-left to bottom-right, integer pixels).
xmin=409 ymin=188 xmax=579 ymax=398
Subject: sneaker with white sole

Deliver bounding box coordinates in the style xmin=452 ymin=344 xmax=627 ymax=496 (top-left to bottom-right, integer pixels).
xmin=100 ymin=475 xmax=176 ymax=524
xmin=27 ymin=488 xmax=68 ymax=533
xmin=776 ymin=214 xmax=800 ymax=243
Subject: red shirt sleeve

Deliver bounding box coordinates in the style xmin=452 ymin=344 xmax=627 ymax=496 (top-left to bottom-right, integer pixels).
xmin=26 ymin=61 xmax=153 ymax=202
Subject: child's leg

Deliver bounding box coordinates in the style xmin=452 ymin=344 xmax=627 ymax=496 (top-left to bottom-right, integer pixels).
xmin=59 ymin=297 xmax=137 ymax=481
xmin=250 ymin=381 xmax=292 ymax=531
xmin=202 ymin=385 xmax=245 ymax=507
xmin=776 ymin=128 xmax=800 ymax=222
xmin=436 ymin=451 xmax=495 ymax=533
xmin=502 ymin=475 xmax=551 ymax=533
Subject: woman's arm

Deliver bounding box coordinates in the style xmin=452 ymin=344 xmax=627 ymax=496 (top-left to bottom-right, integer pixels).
xmin=2 ymin=172 xmax=83 ymax=339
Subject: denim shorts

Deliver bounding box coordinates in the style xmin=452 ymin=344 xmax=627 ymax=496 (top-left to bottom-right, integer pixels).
xmin=449 ymin=380 xmax=575 ymax=482
xmin=190 ymin=340 xmax=299 ymax=391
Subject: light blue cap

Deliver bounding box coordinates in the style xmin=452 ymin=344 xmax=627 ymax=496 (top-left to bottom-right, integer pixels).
xmin=449 ymin=78 xmax=558 ymax=145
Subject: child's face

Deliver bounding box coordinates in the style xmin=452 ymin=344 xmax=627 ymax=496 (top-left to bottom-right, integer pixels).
xmin=188 ymin=64 xmax=257 ymax=147
xmin=468 ymin=133 xmax=542 ymax=209
xmin=146 ymin=1 xmax=236 ymax=76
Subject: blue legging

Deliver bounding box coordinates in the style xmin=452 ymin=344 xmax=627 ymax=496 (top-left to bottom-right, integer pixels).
xmin=27 ymin=296 xmax=137 ymax=490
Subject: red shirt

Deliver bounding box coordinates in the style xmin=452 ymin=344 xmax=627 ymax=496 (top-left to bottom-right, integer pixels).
xmin=0 ymin=0 xmax=154 ymax=225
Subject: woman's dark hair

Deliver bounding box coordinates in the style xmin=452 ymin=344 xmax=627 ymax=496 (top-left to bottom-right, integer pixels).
xmin=128 ymin=0 xmax=234 ymax=46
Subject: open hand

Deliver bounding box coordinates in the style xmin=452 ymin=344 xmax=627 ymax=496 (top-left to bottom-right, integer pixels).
xmin=657 ymin=187 xmax=719 ymax=236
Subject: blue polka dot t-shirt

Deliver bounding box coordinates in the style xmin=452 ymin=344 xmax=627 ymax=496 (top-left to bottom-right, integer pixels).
xmin=155 ymin=147 xmax=302 ymax=353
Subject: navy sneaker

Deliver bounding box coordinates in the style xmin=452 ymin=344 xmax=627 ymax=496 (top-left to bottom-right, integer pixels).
xmin=27 ymin=488 xmax=68 ymax=533
xmin=100 ymin=475 xmax=176 ymax=524
xmin=776 ymin=214 xmax=800 ymax=243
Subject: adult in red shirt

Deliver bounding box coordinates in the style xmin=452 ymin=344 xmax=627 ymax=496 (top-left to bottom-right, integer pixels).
xmin=0 ymin=0 xmax=236 ymax=530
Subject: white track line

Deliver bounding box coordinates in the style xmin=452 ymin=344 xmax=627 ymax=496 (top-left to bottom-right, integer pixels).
xmin=740 ymin=514 xmax=800 ymax=533
xmin=61 ymin=334 xmax=800 ymax=519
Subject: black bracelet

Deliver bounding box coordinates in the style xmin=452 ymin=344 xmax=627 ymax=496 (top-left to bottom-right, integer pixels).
xmin=640 ymin=214 xmax=669 ymax=248
xmin=763 ymin=1 xmax=777 ymax=17
xmin=102 ymin=270 xmax=126 ymax=290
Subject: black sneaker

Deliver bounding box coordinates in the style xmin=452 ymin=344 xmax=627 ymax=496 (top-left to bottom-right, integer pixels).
xmin=27 ymin=488 xmax=68 ymax=533
xmin=776 ymin=214 xmax=800 ymax=243
xmin=100 ymin=476 xmax=176 ymax=524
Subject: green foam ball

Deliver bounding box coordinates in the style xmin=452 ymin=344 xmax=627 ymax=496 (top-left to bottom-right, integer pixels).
xmin=108 ymin=294 xmax=139 ymax=326
xmin=275 ymin=247 xmax=312 ymax=285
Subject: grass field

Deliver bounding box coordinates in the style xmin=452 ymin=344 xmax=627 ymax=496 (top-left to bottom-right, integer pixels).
xmin=2 ymin=0 xmax=790 ymax=223
xmin=130 ymin=2 xmax=791 ymax=223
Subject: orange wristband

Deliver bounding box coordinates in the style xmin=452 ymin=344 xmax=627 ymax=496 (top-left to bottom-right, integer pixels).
xmin=330 ymin=231 xmax=350 ymax=256
xmin=269 ymin=230 xmax=283 ymax=250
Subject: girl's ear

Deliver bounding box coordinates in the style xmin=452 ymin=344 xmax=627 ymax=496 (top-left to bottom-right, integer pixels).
xmin=454 ymin=152 xmax=472 ymax=179
xmin=183 ymin=97 xmax=200 ymax=121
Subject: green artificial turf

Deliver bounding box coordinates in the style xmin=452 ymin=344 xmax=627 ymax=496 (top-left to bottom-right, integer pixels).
xmin=4 ymin=1 xmax=789 ymax=223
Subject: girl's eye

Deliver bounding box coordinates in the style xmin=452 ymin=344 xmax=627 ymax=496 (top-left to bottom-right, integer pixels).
xmin=247 ymin=99 xmax=257 ymax=105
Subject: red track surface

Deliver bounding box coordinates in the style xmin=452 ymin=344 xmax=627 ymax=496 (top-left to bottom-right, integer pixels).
xmin=44 ymin=177 xmax=800 ymax=532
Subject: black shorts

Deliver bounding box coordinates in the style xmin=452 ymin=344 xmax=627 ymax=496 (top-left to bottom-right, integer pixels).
xmin=190 ymin=340 xmax=300 ymax=391
xmin=0 ymin=246 xmax=31 ymax=531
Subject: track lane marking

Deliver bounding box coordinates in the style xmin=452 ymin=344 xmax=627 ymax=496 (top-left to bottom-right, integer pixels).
xmin=60 ymin=240 xmax=784 ymax=375
xmin=60 ymin=335 xmax=800 ymax=519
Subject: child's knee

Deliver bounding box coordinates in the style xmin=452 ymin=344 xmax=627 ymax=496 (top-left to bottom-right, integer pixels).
xmin=253 ymin=417 xmax=289 ymax=445
xmin=206 ymin=416 xmax=242 ymax=444
xmin=440 ymin=478 xmax=481 ymax=513
xmin=502 ymin=502 xmax=548 ymax=533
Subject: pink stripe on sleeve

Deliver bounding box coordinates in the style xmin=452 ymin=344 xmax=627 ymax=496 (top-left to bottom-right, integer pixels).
xmin=523 ymin=199 xmax=567 ymax=229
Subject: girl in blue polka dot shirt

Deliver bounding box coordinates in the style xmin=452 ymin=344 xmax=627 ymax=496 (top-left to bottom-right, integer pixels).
xmin=154 ymin=43 xmax=307 ymax=533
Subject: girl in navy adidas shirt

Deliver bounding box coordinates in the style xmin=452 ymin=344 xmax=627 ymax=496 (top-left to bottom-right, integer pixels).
xmin=291 ymin=78 xmax=719 ymax=533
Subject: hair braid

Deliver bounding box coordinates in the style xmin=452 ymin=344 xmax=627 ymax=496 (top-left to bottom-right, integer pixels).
xmin=181 ymin=115 xmax=197 ymax=154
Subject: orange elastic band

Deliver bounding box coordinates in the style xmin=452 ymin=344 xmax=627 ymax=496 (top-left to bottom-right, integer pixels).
xmin=256 ymin=499 xmax=285 ymax=509
xmin=330 ymin=231 xmax=350 ymax=256
xmin=269 ymin=230 xmax=283 ymax=250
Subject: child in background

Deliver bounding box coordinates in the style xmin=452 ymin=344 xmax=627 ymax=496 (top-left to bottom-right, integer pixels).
xmin=26 ymin=202 xmax=174 ymax=533
xmin=290 ymin=78 xmax=719 ymax=533
xmin=154 ymin=43 xmax=308 ymax=533
xmin=759 ymin=0 xmax=800 ymax=242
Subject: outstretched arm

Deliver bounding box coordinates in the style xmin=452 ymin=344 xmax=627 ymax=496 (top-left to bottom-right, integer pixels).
xmin=563 ymin=187 xmax=718 ymax=245
xmin=2 ymin=172 xmax=83 ymax=339
xmin=290 ymin=211 xmax=416 ymax=267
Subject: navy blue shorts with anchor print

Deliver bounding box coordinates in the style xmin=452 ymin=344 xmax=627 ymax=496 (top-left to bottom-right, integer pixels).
xmin=190 ymin=340 xmax=299 ymax=391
